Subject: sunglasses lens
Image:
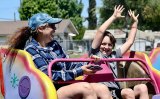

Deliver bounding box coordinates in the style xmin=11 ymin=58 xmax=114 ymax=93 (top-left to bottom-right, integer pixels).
xmin=49 ymin=24 xmax=56 ymax=29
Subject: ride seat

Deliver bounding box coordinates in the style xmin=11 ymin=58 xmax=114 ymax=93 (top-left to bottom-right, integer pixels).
xmin=0 ymin=48 xmax=57 ymax=99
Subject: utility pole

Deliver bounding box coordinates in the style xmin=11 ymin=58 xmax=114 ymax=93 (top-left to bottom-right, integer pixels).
xmin=14 ymin=12 xmax=16 ymax=21
xmin=20 ymin=0 xmax=22 ymax=5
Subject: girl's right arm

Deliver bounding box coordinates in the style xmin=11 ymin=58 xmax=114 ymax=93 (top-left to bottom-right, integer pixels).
xmin=92 ymin=5 xmax=125 ymax=49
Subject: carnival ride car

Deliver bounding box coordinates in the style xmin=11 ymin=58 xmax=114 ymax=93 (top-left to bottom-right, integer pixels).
xmin=149 ymin=48 xmax=160 ymax=98
xmin=0 ymin=48 xmax=160 ymax=99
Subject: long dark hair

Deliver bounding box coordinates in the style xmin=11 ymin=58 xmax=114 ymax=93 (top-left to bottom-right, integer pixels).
xmin=7 ymin=27 xmax=37 ymax=49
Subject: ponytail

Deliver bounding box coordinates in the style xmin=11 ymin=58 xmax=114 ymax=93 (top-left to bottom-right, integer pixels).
xmin=7 ymin=27 xmax=34 ymax=49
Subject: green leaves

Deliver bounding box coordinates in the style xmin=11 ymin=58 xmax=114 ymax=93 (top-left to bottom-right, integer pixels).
xmin=99 ymin=0 xmax=160 ymax=31
xmin=88 ymin=0 xmax=97 ymax=29
xmin=19 ymin=0 xmax=84 ymax=40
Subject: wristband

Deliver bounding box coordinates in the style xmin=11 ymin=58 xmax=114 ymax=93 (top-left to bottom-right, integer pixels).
xmin=131 ymin=27 xmax=137 ymax=28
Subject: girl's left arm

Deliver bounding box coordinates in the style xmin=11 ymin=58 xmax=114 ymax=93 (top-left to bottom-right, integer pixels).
xmin=120 ymin=10 xmax=139 ymax=55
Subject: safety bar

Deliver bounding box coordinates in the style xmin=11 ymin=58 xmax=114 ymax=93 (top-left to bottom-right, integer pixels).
xmin=48 ymin=58 xmax=159 ymax=93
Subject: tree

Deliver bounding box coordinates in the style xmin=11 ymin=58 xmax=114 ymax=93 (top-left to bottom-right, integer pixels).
xmin=99 ymin=0 xmax=160 ymax=31
xmin=99 ymin=0 xmax=126 ymax=29
xmin=142 ymin=0 xmax=160 ymax=31
xmin=19 ymin=0 xmax=59 ymax=20
xmin=19 ymin=0 xmax=85 ymax=40
xmin=88 ymin=0 xmax=97 ymax=29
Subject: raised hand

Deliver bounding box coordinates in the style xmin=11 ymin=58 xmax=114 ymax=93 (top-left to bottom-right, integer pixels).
xmin=112 ymin=5 xmax=125 ymax=18
xmin=128 ymin=10 xmax=139 ymax=23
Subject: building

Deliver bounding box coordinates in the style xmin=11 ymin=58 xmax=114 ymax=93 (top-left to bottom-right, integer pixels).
xmin=83 ymin=29 xmax=159 ymax=52
xmin=0 ymin=19 xmax=78 ymax=51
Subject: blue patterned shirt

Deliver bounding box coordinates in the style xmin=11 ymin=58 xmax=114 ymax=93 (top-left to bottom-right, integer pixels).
xmin=24 ymin=38 xmax=83 ymax=81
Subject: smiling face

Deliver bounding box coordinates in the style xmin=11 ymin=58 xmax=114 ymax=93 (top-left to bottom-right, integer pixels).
xmin=100 ymin=36 xmax=113 ymax=55
xmin=37 ymin=23 xmax=57 ymax=45
xmin=43 ymin=24 xmax=56 ymax=43
xmin=100 ymin=31 xmax=116 ymax=56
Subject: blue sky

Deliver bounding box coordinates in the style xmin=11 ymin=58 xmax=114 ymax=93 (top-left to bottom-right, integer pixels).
xmin=82 ymin=0 xmax=102 ymax=27
xmin=0 ymin=0 xmax=102 ymax=26
xmin=0 ymin=0 xmax=20 ymax=21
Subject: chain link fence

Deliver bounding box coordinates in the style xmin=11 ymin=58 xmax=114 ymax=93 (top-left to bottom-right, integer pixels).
xmin=57 ymin=40 xmax=92 ymax=57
